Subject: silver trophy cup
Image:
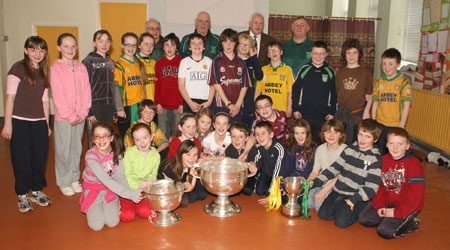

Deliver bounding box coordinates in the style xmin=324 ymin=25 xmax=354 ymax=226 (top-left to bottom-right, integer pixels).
xmin=145 ymin=179 xmax=184 ymax=226
xmin=195 ymin=158 xmax=249 ymax=217
xmin=281 ymin=176 xmax=305 ymax=218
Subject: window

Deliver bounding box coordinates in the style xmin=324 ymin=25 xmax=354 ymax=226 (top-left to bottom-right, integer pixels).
xmin=401 ymin=0 xmax=424 ymax=64
xmin=368 ymin=0 xmax=379 ymax=18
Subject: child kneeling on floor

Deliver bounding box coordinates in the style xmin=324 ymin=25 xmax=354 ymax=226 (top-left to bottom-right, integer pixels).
xmin=359 ymin=127 xmax=425 ymax=239
xmin=252 ymin=121 xmax=286 ymax=205
xmin=80 ymin=122 xmax=145 ymax=231
xmin=310 ymin=119 xmax=382 ymax=228
xmin=120 ymin=123 xmax=160 ymax=223
xmin=224 ymin=122 xmax=258 ymax=195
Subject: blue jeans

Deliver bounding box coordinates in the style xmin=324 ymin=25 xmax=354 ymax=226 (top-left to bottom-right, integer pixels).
xmin=308 ymin=187 xmax=331 ymax=211
xmin=158 ymin=108 xmax=180 ymax=139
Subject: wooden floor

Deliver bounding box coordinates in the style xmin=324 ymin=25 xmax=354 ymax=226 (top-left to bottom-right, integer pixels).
xmin=1 ymin=128 xmax=449 ymax=250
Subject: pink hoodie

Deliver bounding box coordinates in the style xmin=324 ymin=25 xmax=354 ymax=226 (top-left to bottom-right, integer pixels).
xmin=51 ymin=60 xmax=91 ymax=123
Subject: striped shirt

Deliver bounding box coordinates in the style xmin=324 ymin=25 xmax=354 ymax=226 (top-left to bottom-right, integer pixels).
xmin=313 ymin=142 xmax=381 ymax=204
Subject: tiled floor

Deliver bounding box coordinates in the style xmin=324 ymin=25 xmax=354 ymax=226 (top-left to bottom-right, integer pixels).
xmin=1 ymin=130 xmax=449 ymax=250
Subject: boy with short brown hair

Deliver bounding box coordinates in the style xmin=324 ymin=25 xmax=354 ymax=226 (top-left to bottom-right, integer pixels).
xmin=225 ymin=122 xmax=258 ymax=195
xmin=371 ymin=48 xmax=412 ymax=155
xmin=359 ymin=127 xmax=424 ymax=239
xmin=252 ymin=121 xmax=286 ymax=205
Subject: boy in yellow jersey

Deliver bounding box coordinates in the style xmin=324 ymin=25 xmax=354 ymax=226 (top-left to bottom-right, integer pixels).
xmin=255 ymin=41 xmax=293 ymax=118
xmin=137 ymin=32 xmax=156 ymax=101
xmin=371 ymin=48 xmax=412 ymax=155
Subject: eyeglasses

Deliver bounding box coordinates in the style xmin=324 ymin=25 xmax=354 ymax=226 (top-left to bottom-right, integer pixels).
xmin=256 ymin=104 xmax=272 ymax=111
xmin=123 ymin=44 xmax=137 ymax=48
xmin=240 ymin=43 xmax=251 ymax=47
xmin=268 ymin=48 xmax=280 ymax=53
xmin=147 ymin=27 xmax=161 ymax=31
xmin=93 ymin=135 xmax=112 ymax=141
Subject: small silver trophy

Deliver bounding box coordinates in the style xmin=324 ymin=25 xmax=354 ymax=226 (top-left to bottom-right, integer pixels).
xmin=281 ymin=176 xmax=305 ymax=218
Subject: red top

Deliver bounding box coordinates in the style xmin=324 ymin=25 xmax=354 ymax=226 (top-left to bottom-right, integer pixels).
xmin=154 ymin=55 xmax=183 ymax=109
xmin=167 ymin=137 xmax=202 ymax=158
xmin=371 ymin=151 xmax=425 ymax=218
xmin=251 ymin=109 xmax=288 ymax=144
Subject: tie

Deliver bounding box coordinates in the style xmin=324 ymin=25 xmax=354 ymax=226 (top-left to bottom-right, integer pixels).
xmin=253 ymin=35 xmax=258 ymax=48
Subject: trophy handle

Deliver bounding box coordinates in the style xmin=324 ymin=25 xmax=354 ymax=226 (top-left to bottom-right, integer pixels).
xmin=191 ymin=163 xmax=201 ymax=179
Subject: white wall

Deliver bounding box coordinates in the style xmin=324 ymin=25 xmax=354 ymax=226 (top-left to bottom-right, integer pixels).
xmin=269 ymin=0 xmax=328 ymax=16
xmin=332 ymin=0 xmax=349 ymax=17
xmin=1 ymin=0 xmax=100 ymax=117
xmin=3 ymin=0 xmax=99 ymax=69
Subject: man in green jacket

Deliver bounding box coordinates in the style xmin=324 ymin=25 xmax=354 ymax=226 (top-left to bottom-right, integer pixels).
xmin=145 ymin=18 xmax=164 ymax=61
xmin=282 ymin=17 xmax=314 ymax=78
xmin=180 ymin=11 xmax=220 ymax=59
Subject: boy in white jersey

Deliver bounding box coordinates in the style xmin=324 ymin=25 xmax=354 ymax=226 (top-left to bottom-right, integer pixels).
xmin=178 ymin=34 xmax=215 ymax=114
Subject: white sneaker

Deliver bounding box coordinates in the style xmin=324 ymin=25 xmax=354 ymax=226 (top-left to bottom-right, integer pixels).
xmin=60 ymin=186 xmax=75 ymax=196
xmin=71 ymin=181 xmax=83 ymax=193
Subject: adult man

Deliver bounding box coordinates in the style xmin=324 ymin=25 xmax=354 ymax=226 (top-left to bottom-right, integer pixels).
xmin=180 ymin=11 xmax=220 ymax=59
xmin=282 ymin=17 xmax=314 ymax=77
xmin=241 ymin=13 xmax=276 ymax=67
xmin=145 ymin=18 xmax=164 ymax=61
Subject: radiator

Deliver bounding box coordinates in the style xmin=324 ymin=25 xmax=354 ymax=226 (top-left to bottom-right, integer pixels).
xmin=407 ymin=88 xmax=450 ymax=154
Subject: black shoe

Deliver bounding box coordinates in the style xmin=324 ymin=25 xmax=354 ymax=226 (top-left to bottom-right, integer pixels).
xmin=394 ymin=212 xmax=418 ymax=237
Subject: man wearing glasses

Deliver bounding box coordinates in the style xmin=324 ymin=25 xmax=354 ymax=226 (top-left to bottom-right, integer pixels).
xmin=180 ymin=11 xmax=219 ymax=59
xmin=145 ymin=18 xmax=164 ymax=61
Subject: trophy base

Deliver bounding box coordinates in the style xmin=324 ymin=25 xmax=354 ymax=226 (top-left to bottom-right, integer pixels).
xmin=204 ymin=195 xmax=241 ymax=217
xmin=150 ymin=211 xmax=181 ymax=226
xmin=281 ymin=205 xmax=301 ymax=218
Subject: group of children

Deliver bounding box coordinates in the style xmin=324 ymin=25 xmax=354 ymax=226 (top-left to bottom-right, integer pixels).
xmin=2 ymin=26 xmax=423 ymax=239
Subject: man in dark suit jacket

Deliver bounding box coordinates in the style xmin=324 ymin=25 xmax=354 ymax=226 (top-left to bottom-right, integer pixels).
xmin=241 ymin=13 xmax=277 ymax=67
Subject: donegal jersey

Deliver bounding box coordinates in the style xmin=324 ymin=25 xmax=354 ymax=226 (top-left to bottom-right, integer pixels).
xmin=136 ymin=53 xmax=156 ymax=101
xmin=372 ymin=72 xmax=412 ymax=127
xmin=256 ymin=63 xmax=294 ymax=112
xmin=178 ymin=56 xmax=212 ymax=100
xmin=124 ymin=120 xmax=168 ymax=148
xmin=114 ymin=56 xmax=146 ymax=106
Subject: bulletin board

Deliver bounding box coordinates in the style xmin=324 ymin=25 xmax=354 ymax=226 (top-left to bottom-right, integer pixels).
xmin=36 ymin=26 xmax=79 ymax=65
xmin=99 ymin=2 xmax=148 ymax=61
xmin=417 ymin=0 xmax=450 ymax=94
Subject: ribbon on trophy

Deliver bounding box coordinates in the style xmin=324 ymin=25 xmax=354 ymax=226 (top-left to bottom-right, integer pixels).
xmin=266 ymin=176 xmax=282 ymax=211
xmin=301 ymin=180 xmax=311 ymax=219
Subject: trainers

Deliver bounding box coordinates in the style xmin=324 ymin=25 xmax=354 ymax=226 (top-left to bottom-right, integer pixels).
xmin=71 ymin=181 xmax=83 ymax=193
xmin=18 ymin=194 xmax=34 ymax=213
xmin=60 ymin=186 xmax=75 ymax=196
xmin=394 ymin=212 xmax=418 ymax=237
xmin=31 ymin=191 xmax=52 ymax=206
